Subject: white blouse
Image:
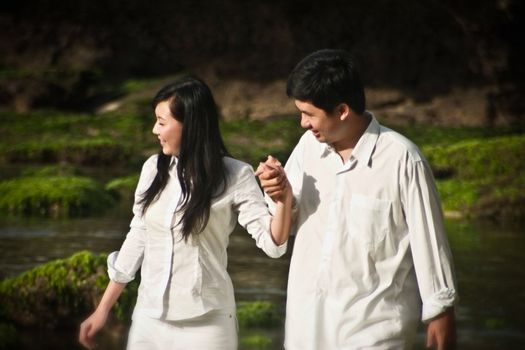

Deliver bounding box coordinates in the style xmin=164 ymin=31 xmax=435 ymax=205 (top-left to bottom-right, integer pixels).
xmin=108 ymin=155 xmax=287 ymax=321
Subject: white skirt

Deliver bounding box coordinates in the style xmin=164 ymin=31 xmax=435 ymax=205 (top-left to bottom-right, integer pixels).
xmin=127 ymin=308 xmax=238 ymax=350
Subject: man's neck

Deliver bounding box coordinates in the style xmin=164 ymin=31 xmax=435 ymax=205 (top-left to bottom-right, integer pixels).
xmin=332 ymin=112 xmax=372 ymax=163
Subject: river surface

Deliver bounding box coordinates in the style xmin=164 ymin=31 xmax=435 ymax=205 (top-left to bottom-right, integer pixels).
xmin=1 ymin=204 xmax=524 ymax=349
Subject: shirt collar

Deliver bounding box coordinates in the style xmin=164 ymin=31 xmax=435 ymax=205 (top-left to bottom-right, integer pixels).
xmin=351 ymin=111 xmax=380 ymax=168
xmin=319 ymin=111 xmax=380 ymax=167
xmin=169 ymin=156 xmax=178 ymax=169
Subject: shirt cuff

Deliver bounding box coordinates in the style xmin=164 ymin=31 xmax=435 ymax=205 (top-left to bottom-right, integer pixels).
xmin=422 ymin=288 xmax=458 ymax=322
xmin=107 ymin=251 xmax=135 ymax=283
xmin=265 ymin=238 xmax=288 ymax=258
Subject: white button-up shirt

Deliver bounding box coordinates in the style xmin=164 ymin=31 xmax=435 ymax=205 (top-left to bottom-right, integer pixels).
xmin=279 ymin=114 xmax=458 ymax=349
xmin=108 ymin=155 xmax=287 ymax=321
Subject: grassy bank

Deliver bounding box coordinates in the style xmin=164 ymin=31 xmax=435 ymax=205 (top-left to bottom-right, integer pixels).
xmin=0 ymin=165 xmax=115 ymax=217
xmin=0 ymin=107 xmax=523 ymax=221
xmin=421 ymin=134 xmax=525 ymax=220
xmin=0 ymin=111 xmax=153 ymax=166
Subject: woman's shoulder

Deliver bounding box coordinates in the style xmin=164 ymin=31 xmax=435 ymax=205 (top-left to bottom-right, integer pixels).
xmin=223 ymin=155 xmax=250 ymax=169
xmin=223 ymin=156 xmax=254 ymax=183
xmin=140 ymin=154 xmax=159 ymax=173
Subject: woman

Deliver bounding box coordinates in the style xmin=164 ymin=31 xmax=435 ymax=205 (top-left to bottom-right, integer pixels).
xmin=79 ymin=76 xmax=292 ymax=350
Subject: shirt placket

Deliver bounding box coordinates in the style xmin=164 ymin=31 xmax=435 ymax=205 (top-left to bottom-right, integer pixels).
xmin=316 ymin=156 xmax=355 ymax=294
xmin=158 ymin=177 xmax=181 ymax=311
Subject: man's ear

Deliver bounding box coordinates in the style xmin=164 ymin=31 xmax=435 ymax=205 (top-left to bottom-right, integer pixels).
xmin=337 ymin=103 xmax=351 ymax=121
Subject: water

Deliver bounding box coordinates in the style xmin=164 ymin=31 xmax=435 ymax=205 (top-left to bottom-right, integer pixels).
xmin=1 ymin=209 xmax=524 ymax=349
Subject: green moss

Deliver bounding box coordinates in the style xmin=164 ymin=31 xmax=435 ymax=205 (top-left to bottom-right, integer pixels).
xmin=422 ymin=135 xmax=525 ymax=180
xmin=239 ymin=334 xmax=273 ymax=349
xmin=236 ymin=301 xmax=281 ymax=328
xmin=390 ymin=124 xmax=521 ymax=148
xmin=422 ymin=134 xmax=525 ymax=220
xmin=437 ymin=176 xmax=525 ymax=220
xmin=0 ymin=111 xmax=153 ymax=165
xmin=2 ymin=137 xmax=133 ymax=165
xmin=221 ymin=117 xmax=302 ymax=167
xmin=0 ymin=251 xmax=138 ymax=329
xmin=437 ymin=179 xmax=483 ymax=213
xmin=0 ymin=175 xmax=114 ymax=217
xmin=105 ymin=174 xmax=139 ymax=199
xmin=119 ymin=78 xmax=165 ymax=95
xmin=20 ymin=164 xmax=83 ymax=177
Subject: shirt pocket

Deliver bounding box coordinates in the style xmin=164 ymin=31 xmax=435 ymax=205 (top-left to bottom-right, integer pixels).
xmin=348 ymin=194 xmax=391 ymax=250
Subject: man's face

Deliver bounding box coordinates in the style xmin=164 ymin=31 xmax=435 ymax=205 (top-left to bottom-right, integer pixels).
xmin=295 ymin=100 xmax=344 ymax=144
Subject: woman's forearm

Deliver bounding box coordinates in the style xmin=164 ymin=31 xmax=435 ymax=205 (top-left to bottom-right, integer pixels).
xmin=270 ymin=191 xmax=293 ymax=245
xmin=96 ymin=280 xmax=126 ymax=315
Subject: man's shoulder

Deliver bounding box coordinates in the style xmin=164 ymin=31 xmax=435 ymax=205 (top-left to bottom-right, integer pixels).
xmin=378 ymin=125 xmax=423 ymax=162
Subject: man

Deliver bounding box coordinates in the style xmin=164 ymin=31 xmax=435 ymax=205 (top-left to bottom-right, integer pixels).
xmin=258 ymin=49 xmax=458 ymax=349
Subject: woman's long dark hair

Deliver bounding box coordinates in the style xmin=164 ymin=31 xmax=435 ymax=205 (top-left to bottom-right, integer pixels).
xmin=139 ymin=76 xmax=230 ymax=241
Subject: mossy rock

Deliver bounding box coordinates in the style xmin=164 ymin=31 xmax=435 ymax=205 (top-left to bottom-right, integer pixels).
xmin=437 ymin=176 xmax=525 ymax=221
xmin=221 ymin=117 xmax=302 ymax=167
xmin=2 ymin=138 xmax=132 ymax=165
xmin=0 ymin=175 xmax=115 ymax=217
xmin=422 ymin=134 xmax=525 ymax=180
xmin=0 ymin=111 xmax=153 ymax=166
xmin=239 ymin=333 xmax=273 ymax=350
xmin=236 ymin=301 xmax=281 ymax=328
xmin=422 ymin=134 xmax=525 ymax=220
xmin=391 ymin=124 xmax=520 ymax=148
xmin=0 ymin=251 xmax=138 ymax=330
xmin=105 ymin=174 xmax=140 ymax=200
xmin=20 ymin=164 xmax=83 ymax=177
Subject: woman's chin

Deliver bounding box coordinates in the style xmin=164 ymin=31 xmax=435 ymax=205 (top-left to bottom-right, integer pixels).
xmin=161 ymin=148 xmax=173 ymax=156
xmin=161 ymin=148 xmax=180 ymax=157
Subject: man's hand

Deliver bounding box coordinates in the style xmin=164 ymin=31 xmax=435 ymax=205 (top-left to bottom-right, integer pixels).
xmin=255 ymin=155 xmax=291 ymax=203
xmin=426 ymin=307 xmax=457 ymax=350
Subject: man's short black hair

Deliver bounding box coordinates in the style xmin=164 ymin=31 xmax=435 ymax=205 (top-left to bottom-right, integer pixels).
xmin=286 ymin=49 xmax=365 ymax=115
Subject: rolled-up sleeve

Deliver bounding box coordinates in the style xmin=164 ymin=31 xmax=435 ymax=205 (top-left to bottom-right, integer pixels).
xmin=403 ymin=157 xmax=458 ymax=321
xmin=107 ymin=155 xmax=157 ymax=283
xmin=234 ymin=165 xmax=287 ymax=258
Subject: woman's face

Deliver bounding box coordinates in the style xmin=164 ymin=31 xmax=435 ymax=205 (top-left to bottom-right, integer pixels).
xmin=152 ymin=100 xmax=183 ymax=156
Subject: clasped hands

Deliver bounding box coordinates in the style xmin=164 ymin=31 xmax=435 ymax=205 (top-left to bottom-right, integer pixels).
xmin=255 ymin=155 xmax=291 ymax=203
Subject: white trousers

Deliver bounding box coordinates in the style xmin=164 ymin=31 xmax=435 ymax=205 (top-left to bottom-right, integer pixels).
xmin=127 ymin=308 xmax=238 ymax=350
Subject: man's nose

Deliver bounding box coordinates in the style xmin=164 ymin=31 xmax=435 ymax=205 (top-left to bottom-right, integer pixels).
xmin=300 ymin=115 xmax=310 ymax=129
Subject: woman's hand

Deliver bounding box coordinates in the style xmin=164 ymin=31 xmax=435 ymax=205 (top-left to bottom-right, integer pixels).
xmin=79 ymin=281 xmax=126 ymax=349
xmin=79 ymin=308 xmax=108 ymax=349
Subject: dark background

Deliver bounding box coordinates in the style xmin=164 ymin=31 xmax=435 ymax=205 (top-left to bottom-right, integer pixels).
xmin=1 ymin=0 xmax=524 ymax=124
